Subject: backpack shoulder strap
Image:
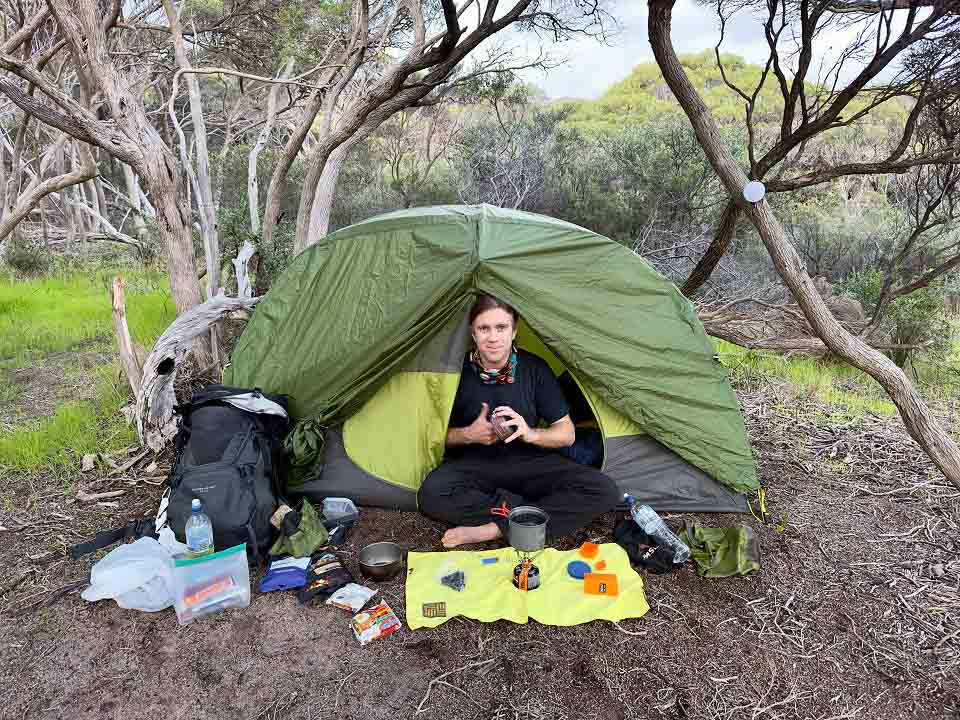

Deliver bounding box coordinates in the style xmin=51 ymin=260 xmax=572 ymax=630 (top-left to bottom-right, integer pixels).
xmin=69 ymin=517 xmax=157 ymax=560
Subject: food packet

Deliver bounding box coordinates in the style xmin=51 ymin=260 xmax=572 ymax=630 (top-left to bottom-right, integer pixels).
xmin=325 ymin=583 xmax=377 ymax=612
xmin=351 ymin=600 xmax=402 ymax=646
xmin=297 ymin=552 xmax=354 ymax=604
xmin=435 ymin=559 xmax=467 ymax=591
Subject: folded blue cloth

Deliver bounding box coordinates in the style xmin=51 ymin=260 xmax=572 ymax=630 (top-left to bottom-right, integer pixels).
xmin=258 ymin=556 xmax=310 ymax=592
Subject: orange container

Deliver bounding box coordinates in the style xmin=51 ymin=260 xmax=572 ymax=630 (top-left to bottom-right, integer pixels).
xmin=583 ymin=573 xmax=619 ymax=596
xmin=579 ymin=542 xmax=599 ymax=559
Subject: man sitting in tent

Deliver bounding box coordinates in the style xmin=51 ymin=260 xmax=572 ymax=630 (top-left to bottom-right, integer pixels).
xmin=417 ymin=294 xmax=621 ymax=548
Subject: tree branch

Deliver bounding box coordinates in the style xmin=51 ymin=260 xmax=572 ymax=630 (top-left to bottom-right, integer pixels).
xmin=0 ymin=140 xmax=96 ymax=242
xmin=766 ymin=151 xmax=960 ymax=192
xmin=2 ymin=8 xmax=50 ymax=55
xmin=827 ymin=0 xmax=953 ymax=13
xmin=0 ymin=52 xmax=138 ymax=163
xmin=681 ymin=198 xmax=740 ymax=297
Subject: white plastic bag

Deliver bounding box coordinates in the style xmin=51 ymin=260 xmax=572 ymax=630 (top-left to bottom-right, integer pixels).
xmin=81 ymin=537 xmax=175 ymax=612
xmin=157 ymin=526 xmax=190 ymax=557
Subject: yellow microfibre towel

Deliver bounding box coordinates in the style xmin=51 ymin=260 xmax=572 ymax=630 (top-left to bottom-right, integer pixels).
xmin=405 ymin=542 xmax=649 ymax=629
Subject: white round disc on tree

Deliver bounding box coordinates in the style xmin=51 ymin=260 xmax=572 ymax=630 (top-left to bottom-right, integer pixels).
xmin=743 ymin=181 xmax=766 ymax=203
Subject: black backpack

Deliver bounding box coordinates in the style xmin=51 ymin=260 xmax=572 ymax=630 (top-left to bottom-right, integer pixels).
xmin=164 ymin=385 xmax=291 ymax=561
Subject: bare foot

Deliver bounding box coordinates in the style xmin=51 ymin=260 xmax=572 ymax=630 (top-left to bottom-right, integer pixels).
xmin=441 ymin=522 xmax=503 ymax=548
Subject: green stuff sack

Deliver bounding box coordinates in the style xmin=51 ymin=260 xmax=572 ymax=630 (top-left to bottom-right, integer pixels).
xmin=681 ymin=523 xmax=760 ymax=578
xmin=269 ymin=499 xmax=329 ymax=558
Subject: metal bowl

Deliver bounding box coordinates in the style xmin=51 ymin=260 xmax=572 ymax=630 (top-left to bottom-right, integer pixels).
xmin=358 ymin=541 xmax=405 ymax=580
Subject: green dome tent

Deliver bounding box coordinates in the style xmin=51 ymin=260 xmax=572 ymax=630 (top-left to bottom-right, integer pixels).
xmin=224 ymin=205 xmax=758 ymax=513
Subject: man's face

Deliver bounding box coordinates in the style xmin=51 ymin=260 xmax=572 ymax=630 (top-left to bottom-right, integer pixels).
xmin=471 ymin=308 xmax=516 ymax=369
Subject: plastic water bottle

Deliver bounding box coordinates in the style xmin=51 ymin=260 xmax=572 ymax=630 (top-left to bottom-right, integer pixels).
xmin=624 ymin=494 xmax=690 ymax=564
xmin=185 ymin=499 xmax=214 ymax=558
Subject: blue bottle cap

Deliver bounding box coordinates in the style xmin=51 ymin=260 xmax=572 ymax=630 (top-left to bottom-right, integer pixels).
xmin=567 ymin=560 xmax=591 ymax=579
xmin=191 ymin=498 xmax=202 ymax=512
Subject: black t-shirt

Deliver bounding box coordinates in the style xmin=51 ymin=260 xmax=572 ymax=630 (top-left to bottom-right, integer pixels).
xmin=446 ymin=349 xmax=569 ymax=459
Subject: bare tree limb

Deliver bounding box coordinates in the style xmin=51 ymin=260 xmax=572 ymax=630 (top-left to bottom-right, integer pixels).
xmin=72 ymin=202 xmax=140 ymax=246
xmin=827 ymin=0 xmax=953 ymax=14
xmin=0 ymin=138 xmax=95 ymax=242
xmin=1 ymin=8 xmax=50 ymax=55
xmin=249 ymin=57 xmax=295 ymax=235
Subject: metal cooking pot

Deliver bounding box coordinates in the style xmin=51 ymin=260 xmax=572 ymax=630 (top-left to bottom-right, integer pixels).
xmin=507 ymin=506 xmax=548 ymax=553
xmin=358 ymin=541 xmax=405 ymax=580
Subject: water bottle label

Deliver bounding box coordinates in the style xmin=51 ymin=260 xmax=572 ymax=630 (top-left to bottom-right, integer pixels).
xmin=186 ymin=525 xmax=212 ymax=549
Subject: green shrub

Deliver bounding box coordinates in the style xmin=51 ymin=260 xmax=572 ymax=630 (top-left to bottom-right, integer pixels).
xmin=217 ymin=205 xmax=296 ymax=292
xmin=3 ymin=236 xmax=50 ymax=276
xmin=843 ymin=269 xmax=952 ymax=367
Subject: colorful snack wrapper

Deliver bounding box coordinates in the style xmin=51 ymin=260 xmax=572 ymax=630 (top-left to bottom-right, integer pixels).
xmin=326 ymin=583 xmax=377 ymax=612
xmin=351 ymin=600 xmax=401 ymax=645
xmin=298 ymin=551 xmax=354 ymax=604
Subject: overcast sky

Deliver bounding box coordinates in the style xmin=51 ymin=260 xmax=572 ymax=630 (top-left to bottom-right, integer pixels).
xmin=517 ymin=0 xmax=893 ymax=99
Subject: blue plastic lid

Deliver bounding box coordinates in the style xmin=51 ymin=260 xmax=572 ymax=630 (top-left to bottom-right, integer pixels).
xmin=567 ymin=560 xmax=591 ymax=579
xmin=191 ymin=498 xmax=202 ymax=512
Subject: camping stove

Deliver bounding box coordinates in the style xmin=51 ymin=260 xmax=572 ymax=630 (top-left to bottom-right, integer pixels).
xmin=507 ymin=506 xmax=548 ymax=592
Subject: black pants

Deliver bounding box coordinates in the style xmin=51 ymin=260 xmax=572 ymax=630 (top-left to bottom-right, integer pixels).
xmin=417 ymin=451 xmax=620 ymax=540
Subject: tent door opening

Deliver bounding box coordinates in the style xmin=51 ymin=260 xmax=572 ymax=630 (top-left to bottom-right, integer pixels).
xmin=513 ymin=320 xmax=607 ymax=471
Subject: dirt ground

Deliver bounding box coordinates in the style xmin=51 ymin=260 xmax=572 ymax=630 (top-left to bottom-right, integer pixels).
xmin=1 ymin=379 xmax=958 ymax=720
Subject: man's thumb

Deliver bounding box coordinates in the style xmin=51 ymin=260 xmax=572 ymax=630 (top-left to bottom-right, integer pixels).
xmin=477 ymin=402 xmax=489 ymax=420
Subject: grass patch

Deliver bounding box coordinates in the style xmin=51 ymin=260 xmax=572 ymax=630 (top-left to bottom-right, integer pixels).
xmin=0 ymin=360 xmax=137 ymax=471
xmin=0 ymin=403 xmax=101 ymax=469
xmin=0 ymin=376 xmax=20 ymax=404
xmin=0 ymin=269 xmax=175 ymax=364
xmin=714 ymin=338 xmax=901 ymax=417
xmin=0 ymin=268 xmax=166 ymax=471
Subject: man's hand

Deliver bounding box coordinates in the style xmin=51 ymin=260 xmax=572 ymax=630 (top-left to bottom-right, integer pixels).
xmin=462 ymin=402 xmax=498 ymax=445
xmin=493 ymin=406 xmax=531 ymax=444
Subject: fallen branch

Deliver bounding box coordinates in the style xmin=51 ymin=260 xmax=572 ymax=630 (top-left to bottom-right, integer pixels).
xmin=76 ymin=489 xmax=126 ymax=503
xmin=416 ymin=658 xmax=496 ymax=714
xmin=703 ymin=319 xmax=931 ymax=353
xmin=611 ymin=621 xmax=647 ymax=636
xmin=109 ymin=447 xmax=150 ymax=475
xmin=4 ymin=579 xmax=88 ymax=617
xmin=136 ymin=292 xmax=261 ymax=451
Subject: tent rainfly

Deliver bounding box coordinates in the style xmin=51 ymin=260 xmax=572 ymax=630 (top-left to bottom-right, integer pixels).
xmin=224 ymin=205 xmax=758 ymax=513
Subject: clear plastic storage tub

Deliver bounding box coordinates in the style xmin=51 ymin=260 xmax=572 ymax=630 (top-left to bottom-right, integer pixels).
xmin=322 ymin=497 xmax=360 ymax=527
xmin=172 ymin=543 xmax=250 ymax=625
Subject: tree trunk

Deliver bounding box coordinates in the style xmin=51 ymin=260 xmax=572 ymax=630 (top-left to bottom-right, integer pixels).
xmin=259 ymin=88 xmax=328 ymax=256
xmin=681 ymin=199 xmax=739 ymax=298
xmin=232 ymin=239 xmax=256 ymax=298
xmin=122 ymin=162 xmax=148 ymax=244
xmin=143 ymin=152 xmax=204 ymax=314
xmin=294 ymin=86 xmax=426 ymax=253
xmin=94 ymin=170 xmax=108 ymax=230
xmin=249 ymin=58 xmax=294 ymax=236
xmin=304 ymin=133 xmax=365 ymax=243
xmin=163 ymin=0 xmax=220 ymax=299
xmin=83 ymin=177 xmax=100 ymax=231
xmin=648 ymin=0 xmax=960 ymax=489
xmin=0 ymin=136 xmax=7 ymax=220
